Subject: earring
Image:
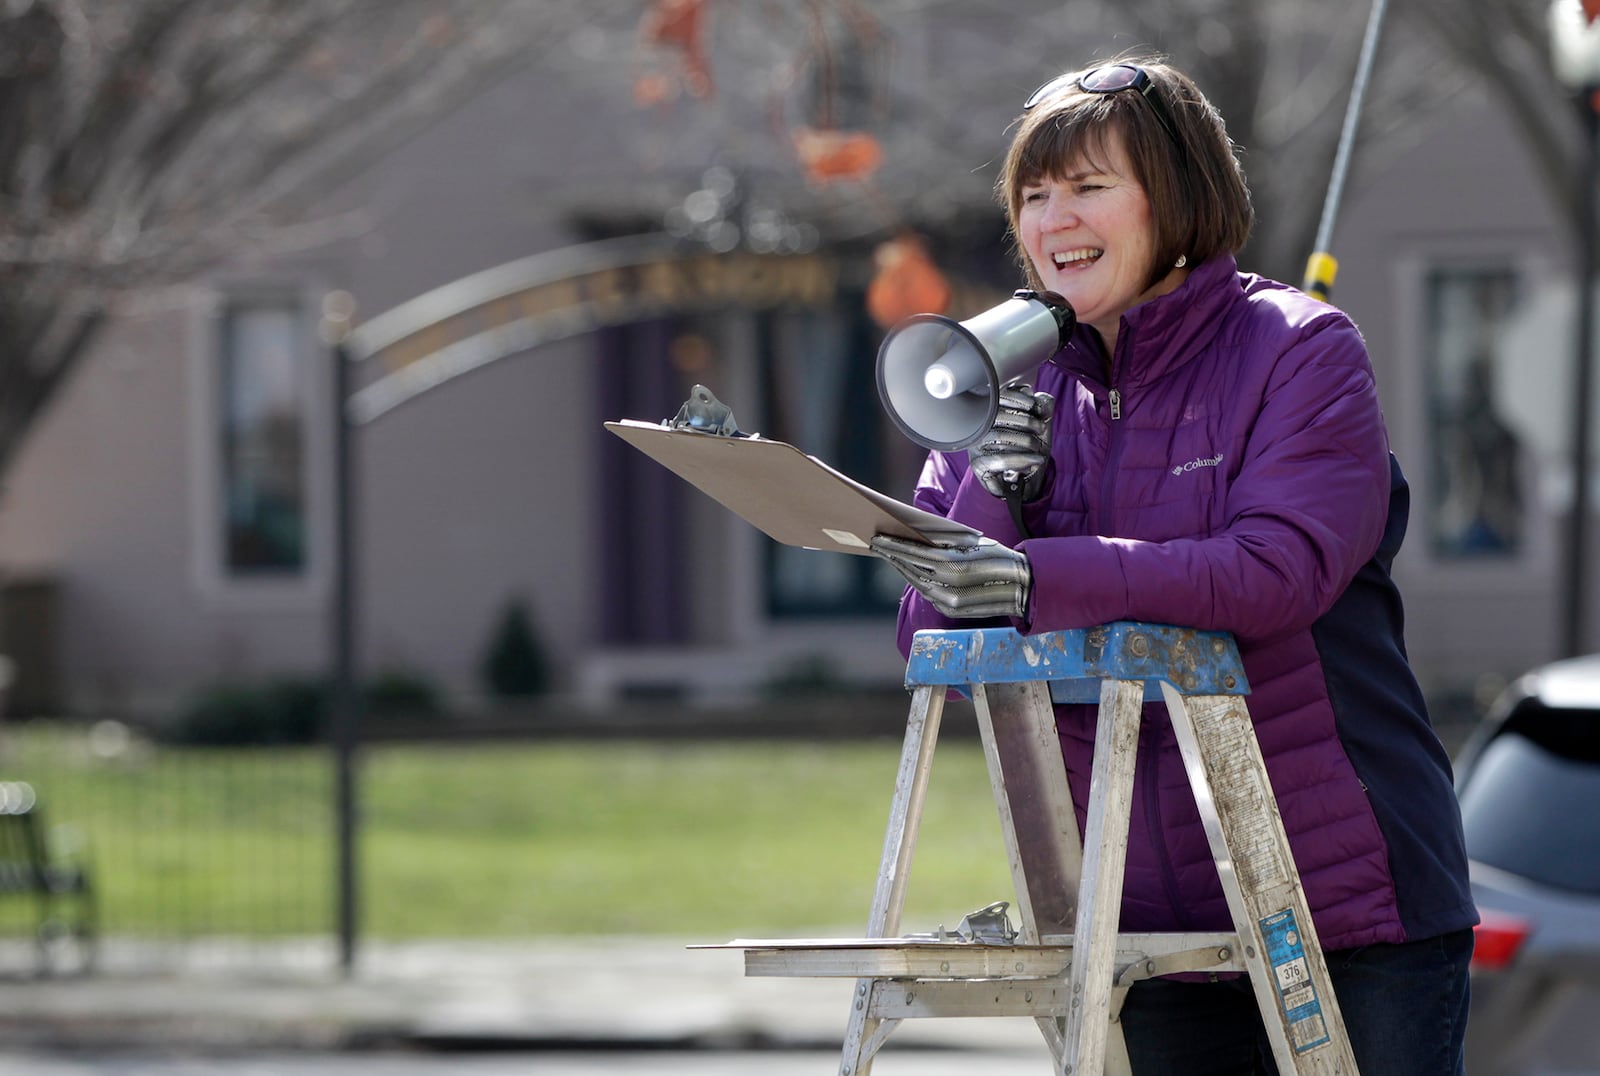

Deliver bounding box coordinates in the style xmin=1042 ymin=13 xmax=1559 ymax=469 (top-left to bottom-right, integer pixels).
xmin=1175 ymin=255 xmax=1188 ymax=269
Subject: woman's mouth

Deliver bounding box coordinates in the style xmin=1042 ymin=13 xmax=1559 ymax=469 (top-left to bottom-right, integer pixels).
xmin=1051 ymin=248 xmax=1103 ymax=270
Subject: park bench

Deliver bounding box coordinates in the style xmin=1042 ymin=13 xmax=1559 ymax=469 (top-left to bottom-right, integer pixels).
xmin=0 ymin=780 xmax=95 ymax=975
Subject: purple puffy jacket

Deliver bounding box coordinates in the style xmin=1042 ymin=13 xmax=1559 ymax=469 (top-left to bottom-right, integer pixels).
xmin=894 ymin=253 xmax=1476 ymax=951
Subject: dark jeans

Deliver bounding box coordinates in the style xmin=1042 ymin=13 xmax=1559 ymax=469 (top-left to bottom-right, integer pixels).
xmin=1119 ymin=928 xmax=1474 ymax=1075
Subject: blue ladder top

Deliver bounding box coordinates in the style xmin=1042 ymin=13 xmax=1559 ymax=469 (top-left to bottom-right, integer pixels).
xmin=905 ymin=622 xmax=1249 ymax=704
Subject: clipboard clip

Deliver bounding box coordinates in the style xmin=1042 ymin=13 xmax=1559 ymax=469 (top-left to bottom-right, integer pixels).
xmin=666 ymin=384 xmax=748 ymax=438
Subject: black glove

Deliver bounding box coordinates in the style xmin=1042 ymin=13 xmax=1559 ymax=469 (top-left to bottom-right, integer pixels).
xmin=968 ymin=385 xmax=1055 ymax=503
xmin=870 ymin=535 xmax=1032 ymax=620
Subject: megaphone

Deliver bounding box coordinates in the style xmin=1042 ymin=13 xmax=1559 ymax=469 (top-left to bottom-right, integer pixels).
xmin=876 ymin=289 xmax=1076 ymax=451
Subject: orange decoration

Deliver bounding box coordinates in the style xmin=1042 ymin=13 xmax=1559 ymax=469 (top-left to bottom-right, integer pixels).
xmin=867 ymin=234 xmax=951 ymax=329
xmin=638 ymin=0 xmax=712 ymax=99
xmin=1584 ymin=0 xmax=1600 ymax=24
xmin=632 ymin=72 xmax=675 ymax=108
xmin=791 ymin=127 xmax=883 ymax=184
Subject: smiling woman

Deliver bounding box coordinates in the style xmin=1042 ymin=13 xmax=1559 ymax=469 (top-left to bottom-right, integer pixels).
xmin=998 ymin=62 xmax=1253 ymax=343
xmin=868 ymin=56 xmax=1477 ymax=1076
xmin=1014 ymin=138 xmax=1171 ymax=353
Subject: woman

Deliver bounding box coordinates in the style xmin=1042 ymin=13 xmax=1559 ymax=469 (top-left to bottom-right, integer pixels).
xmin=871 ymin=58 xmax=1476 ymax=1075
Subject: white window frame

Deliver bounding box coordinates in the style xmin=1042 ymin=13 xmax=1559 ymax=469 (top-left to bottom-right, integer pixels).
xmin=1391 ymin=242 xmax=1557 ymax=595
xmin=187 ymin=282 xmax=333 ymax=609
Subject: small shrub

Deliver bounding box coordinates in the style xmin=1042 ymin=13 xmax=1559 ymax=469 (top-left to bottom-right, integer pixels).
xmin=164 ymin=666 xmax=447 ymax=746
xmin=480 ymin=599 xmax=549 ymax=698
xmin=763 ymin=654 xmax=847 ymax=698
xmin=258 ymin=677 xmax=329 ymax=743
xmin=164 ymin=685 xmax=266 ymax=746
xmin=165 ymin=677 xmax=326 ymax=747
xmin=363 ymin=670 xmax=443 ymax=719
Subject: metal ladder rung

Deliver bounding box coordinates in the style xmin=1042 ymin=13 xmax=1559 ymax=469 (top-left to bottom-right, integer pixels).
xmin=724 ymin=932 xmax=1241 ymax=981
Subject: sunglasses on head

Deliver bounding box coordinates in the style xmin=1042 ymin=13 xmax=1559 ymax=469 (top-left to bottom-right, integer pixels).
xmin=1024 ymin=63 xmax=1183 ymax=151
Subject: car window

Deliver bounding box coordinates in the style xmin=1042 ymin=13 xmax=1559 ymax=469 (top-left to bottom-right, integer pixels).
xmin=1499 ymin=699 xmax=1600 ymax=762
xmin=1457 ymin=731 xmax=1600 ymax=894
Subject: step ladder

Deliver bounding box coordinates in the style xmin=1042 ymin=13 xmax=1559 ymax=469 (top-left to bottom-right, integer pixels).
xmin=712 ymin=622 xmax=1360 ymax=1075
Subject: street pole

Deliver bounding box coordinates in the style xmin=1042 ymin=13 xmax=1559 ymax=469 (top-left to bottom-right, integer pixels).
xmin=1553 ymin=0 xmax=1600 ymax=657
xmin=1563 ymin=90 xmax=1598 ymax=658
xmin=1301 ymin=0 xmax=1389 ymax=303
xmin=324 ymin=293 xmax=360 ymax=974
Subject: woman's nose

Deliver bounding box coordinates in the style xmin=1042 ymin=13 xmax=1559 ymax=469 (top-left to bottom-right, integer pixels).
xmin=1039 ymin=193 xmax=1076 ymax=229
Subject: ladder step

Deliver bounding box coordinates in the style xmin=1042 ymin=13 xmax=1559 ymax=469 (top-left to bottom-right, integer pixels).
xmin=904 ymin=621 xmax=1249 ymax=700
xmin=709 ymin=933 xmax=1243 ymax=980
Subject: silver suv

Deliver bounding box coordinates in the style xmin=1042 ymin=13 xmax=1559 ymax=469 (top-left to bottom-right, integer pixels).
xmin=1454 ymin=654 xmax=1600 ymax=1075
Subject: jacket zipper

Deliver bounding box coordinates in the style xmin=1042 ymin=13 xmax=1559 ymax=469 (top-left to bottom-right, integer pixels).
xmin=1097 ymin=332 xmax=1127 ymax=524
xmin=1108 ymin=336 xmax=1189 ymax=924
xmin=1099 ymin=384 xmax=1128 ymax=527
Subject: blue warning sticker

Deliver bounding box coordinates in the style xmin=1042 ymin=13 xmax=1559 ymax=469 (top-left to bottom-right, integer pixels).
xmin=1259 ymin=908 xmax=1331 ymax=1053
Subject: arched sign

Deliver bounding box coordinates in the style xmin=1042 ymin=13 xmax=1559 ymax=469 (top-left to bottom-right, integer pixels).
xmin=325 ymin=232 xmax=1004 ymax=967
xmin=342 ymin=234 xmax=844 ymax=424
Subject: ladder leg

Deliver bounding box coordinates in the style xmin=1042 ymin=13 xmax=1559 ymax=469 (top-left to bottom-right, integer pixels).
xmin=839 ymin=683 xmax=946 ymax=1076
xmin=973 ymin=680 xmax=1084 ymax=1066
xmin=1062 ymin=678 xmax=1144 ymax=1076
xmin=1161 ymin=686 xmax=1361 ymax=1076
xmin=972 ymin=681 xmax=1084 ymax=938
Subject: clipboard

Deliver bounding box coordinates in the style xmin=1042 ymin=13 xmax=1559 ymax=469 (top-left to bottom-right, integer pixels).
xmin=605 ymin=420 xmax=981 ymax=556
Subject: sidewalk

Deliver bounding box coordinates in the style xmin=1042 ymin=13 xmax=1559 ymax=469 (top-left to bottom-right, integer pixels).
xmin=0 ymin=937 xmax=1052 ymax=1059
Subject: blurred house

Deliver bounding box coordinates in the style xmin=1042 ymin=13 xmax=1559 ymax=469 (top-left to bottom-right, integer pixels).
xmin=0 ymin=25 xmax=1575 ymax=721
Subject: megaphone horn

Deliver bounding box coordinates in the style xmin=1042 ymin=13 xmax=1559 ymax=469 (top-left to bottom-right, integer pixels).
xmin=875 ymin=289 xmax=1076 ymax=451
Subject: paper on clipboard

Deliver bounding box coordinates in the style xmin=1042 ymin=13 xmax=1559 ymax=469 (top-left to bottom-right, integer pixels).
xmin=605 ymin=420 xmax=981 ymax=556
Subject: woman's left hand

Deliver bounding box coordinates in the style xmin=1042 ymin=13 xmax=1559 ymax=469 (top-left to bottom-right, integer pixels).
xmin=967 ymin=385 xmax=1055 ymax=502
xmin=870 ymin=535 xmax=1031 ymax=619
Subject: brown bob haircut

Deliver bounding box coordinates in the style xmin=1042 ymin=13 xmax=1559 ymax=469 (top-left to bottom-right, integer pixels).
xmin=997 ymin=58 xmax=1255 ymax=293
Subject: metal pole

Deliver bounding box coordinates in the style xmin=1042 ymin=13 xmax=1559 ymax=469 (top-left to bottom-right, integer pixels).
xmin=328 ymin=308 xmax=360 ymax=974
xmin=1563 ymin=89 xmax=1599 ymax=658
xmin=1301 ymin=0 xmax=1390 ymax=302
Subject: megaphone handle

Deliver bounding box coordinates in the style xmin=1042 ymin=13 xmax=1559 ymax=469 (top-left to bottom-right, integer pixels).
xmin=1004 ymin=485 xmax=1034 ymax=541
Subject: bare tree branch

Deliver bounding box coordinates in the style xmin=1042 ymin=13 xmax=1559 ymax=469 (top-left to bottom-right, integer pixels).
xmin=0 ymin=0 xmax=623 ymax=479
xmin=1400 ymin=0 xmax=1584 ymax=235
xmin=0 ymin=0 xmax=1552 ymax=485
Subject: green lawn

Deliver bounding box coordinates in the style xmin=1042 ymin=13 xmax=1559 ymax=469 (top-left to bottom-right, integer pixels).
xmin=2 ymin=726 xmax=1017 ymax=940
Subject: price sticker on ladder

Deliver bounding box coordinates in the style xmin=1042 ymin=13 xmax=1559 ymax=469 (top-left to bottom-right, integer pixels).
xmin=1260 ymin=908 xmax=1332 ymax=1053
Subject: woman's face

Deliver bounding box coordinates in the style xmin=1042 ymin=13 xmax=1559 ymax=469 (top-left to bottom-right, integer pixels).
xmin=1016 ymin=127 xmax=1182 ymax=352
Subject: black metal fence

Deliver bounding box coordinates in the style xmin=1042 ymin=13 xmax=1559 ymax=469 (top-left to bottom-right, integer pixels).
xmin=0 ymin=719 xmax=330 ymax=976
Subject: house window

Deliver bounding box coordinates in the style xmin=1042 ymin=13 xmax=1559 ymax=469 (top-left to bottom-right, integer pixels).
xmin=1423 ymin=266 xmax=1526 ymax=558
xmin=220 ymin=301 xmax=307 ymax=575
xmin=760 ymin=302 xmax=915 ymax=618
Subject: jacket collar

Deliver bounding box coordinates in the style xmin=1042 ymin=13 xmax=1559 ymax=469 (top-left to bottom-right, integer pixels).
xmin=1052 ymin=252 xmax=1242 ymax=389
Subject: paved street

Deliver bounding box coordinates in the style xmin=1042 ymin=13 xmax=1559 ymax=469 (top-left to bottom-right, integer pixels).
xmin=0 ymin=936 xmax=1058 ymax=1073
xmin=0 ymin=1047 xmax=1055 ymax=1074
xmin=1 ymin=937 xmax=1591 ymax=1076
